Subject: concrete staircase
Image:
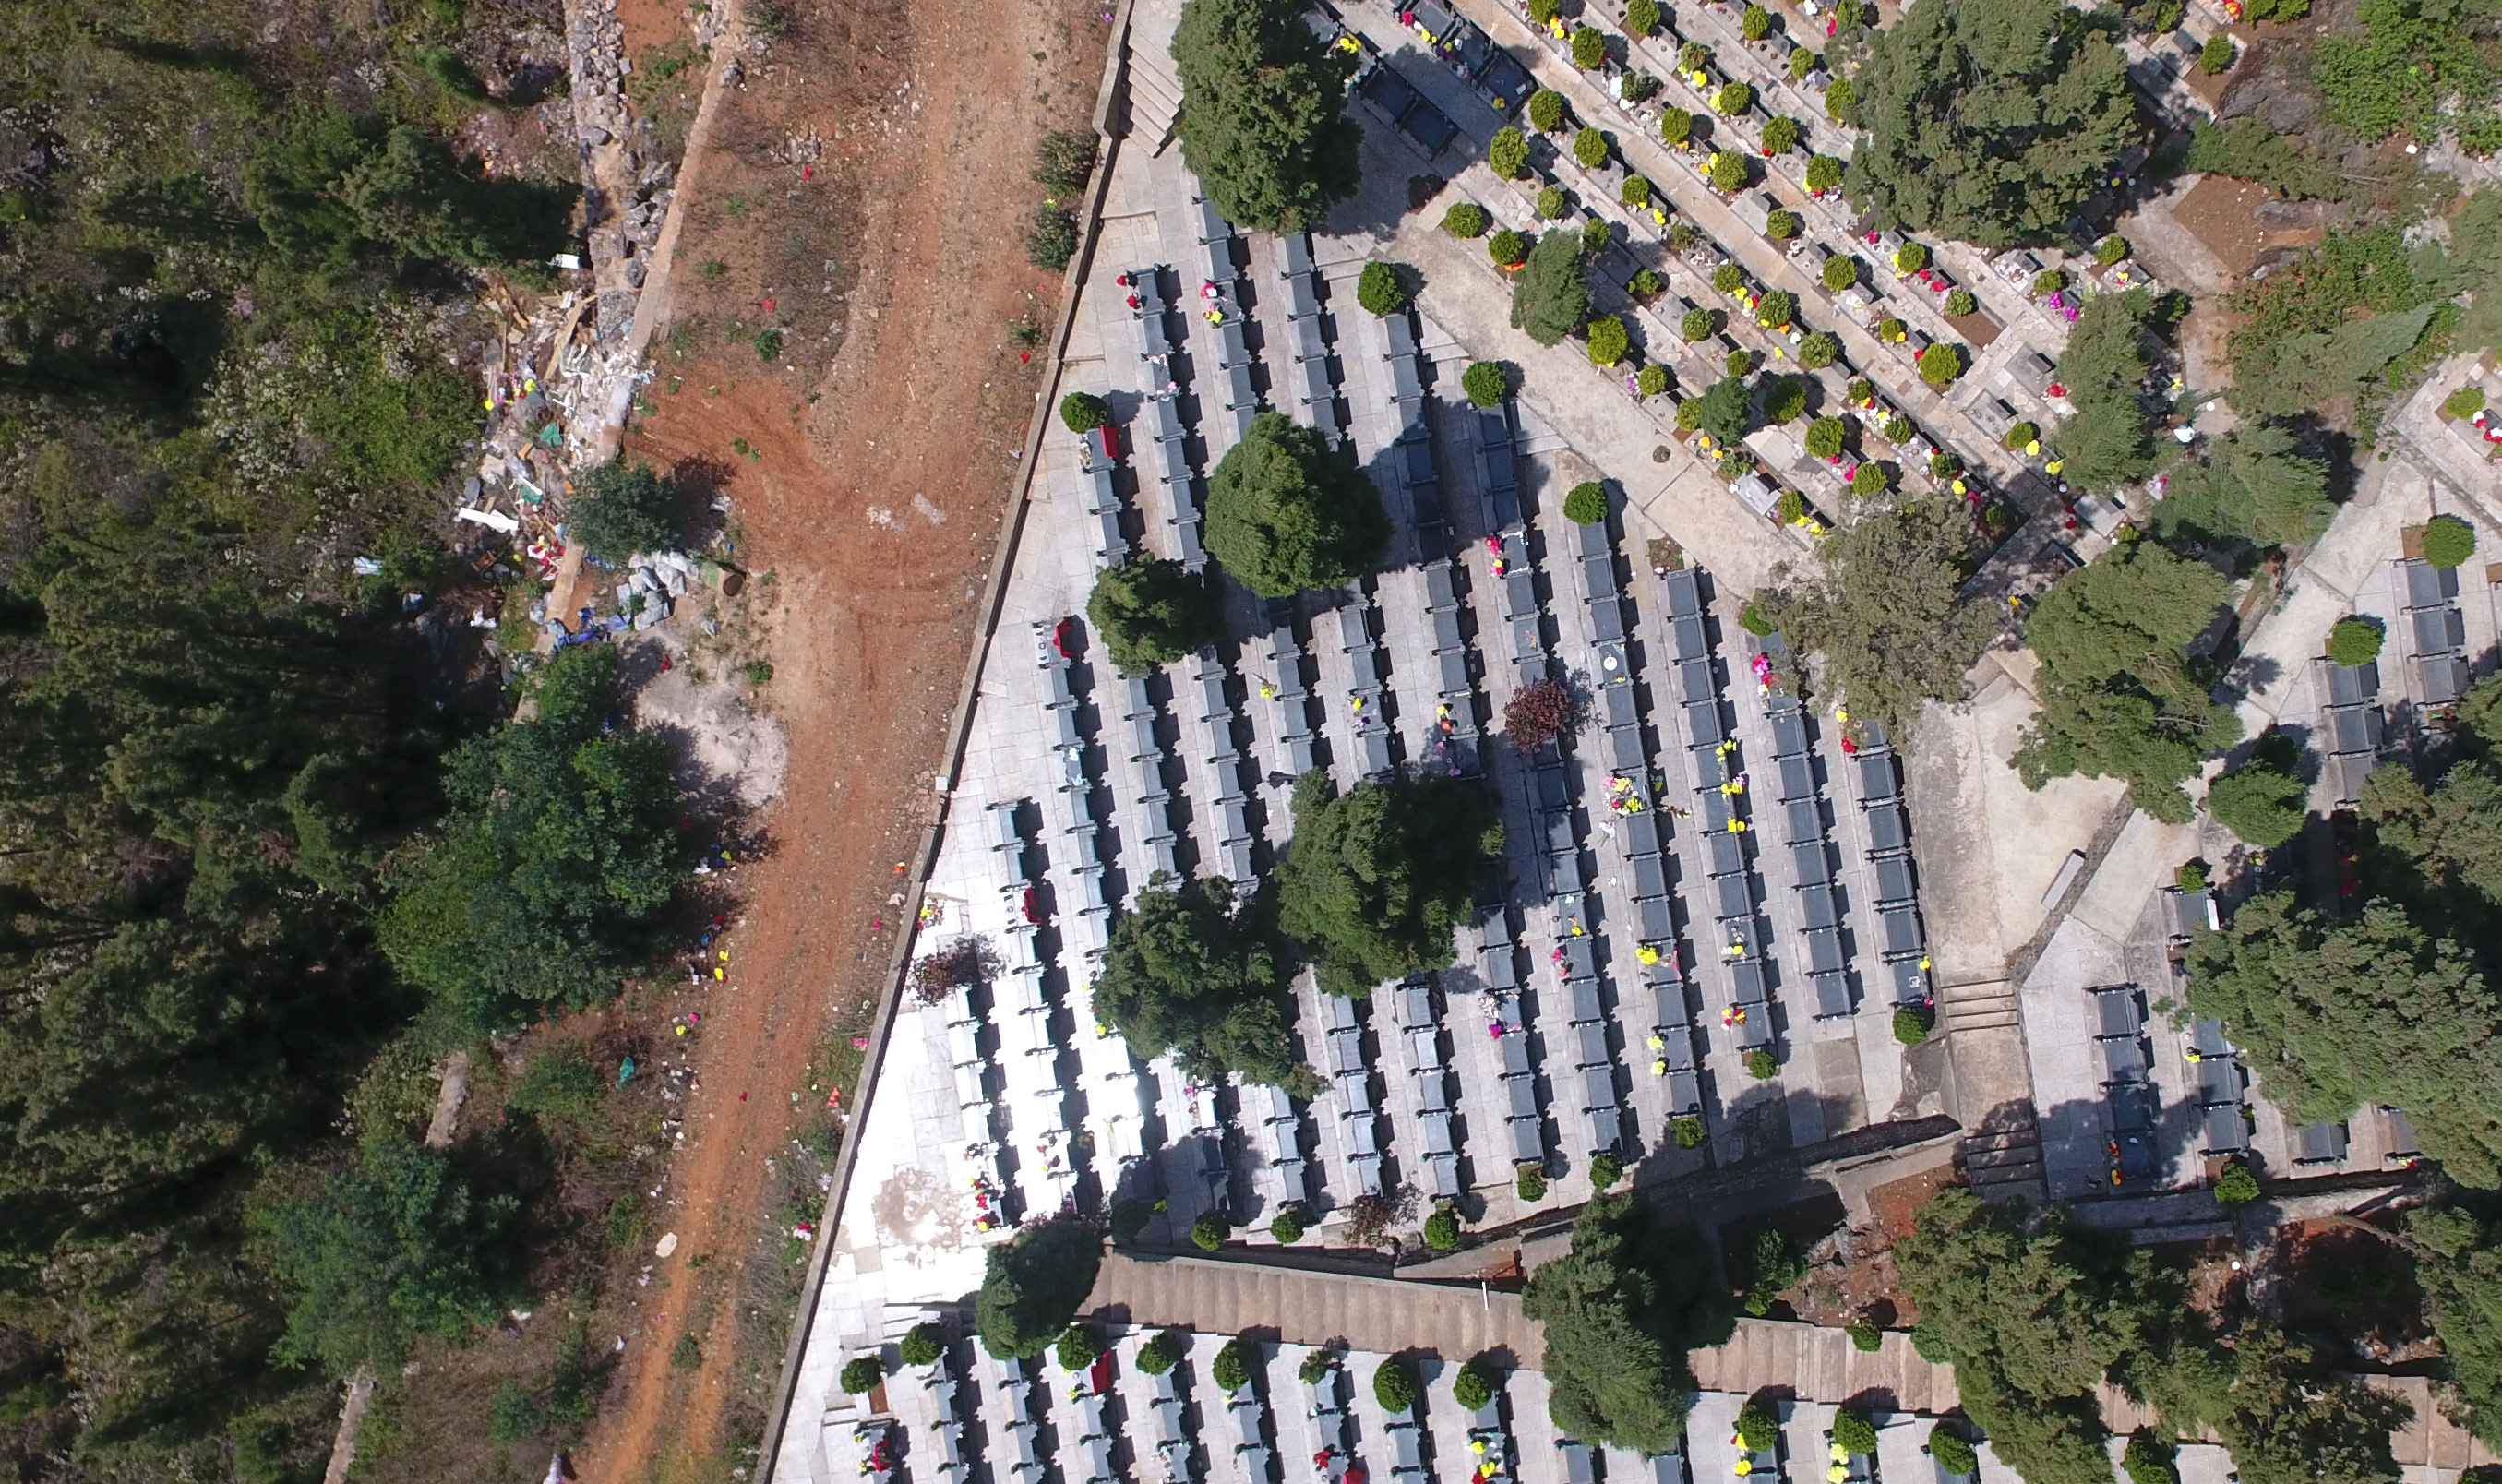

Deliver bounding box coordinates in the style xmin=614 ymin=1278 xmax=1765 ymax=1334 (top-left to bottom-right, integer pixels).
xmin=1123 ymin=22 xmax=1184 ymax=153
xmin=1960 ymin=1107 xmax=2048 ymax=1206
xmin=1938 ymin=979 xmax=2023 ymax=1037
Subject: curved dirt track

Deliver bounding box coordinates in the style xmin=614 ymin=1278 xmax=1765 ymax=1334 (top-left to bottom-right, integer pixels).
xmin=578 ymin=0 xmax=1102 ymax=1472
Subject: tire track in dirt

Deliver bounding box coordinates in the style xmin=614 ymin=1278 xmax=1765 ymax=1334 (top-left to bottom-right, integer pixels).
xmin=576 ymin=0 xmax=1103 ymax=1474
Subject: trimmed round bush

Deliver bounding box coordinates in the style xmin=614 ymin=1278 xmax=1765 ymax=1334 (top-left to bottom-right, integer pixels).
xmin=1490 ymin=126 xmax=1530 ymax=179
xmin=1848 ymin=1322 xmax=1883 ymax=1352
xmin=2215 ymin=1161 xmax=2260 ymax=1205
xmin=1423 ymin=1205 xmax=1462 ymax=1251
xmin=2328 ymin=617 xmax=2384 ymax=667
xmin=1463 ymin=361 xmax=1510 ymax=407
xmin=1357 ymin=260 xmax=1408 ymax=316
xmin=1824 ymin=77 xmax=1855 ymax=119
xmin=1681 ymin=40 xmax=1708 ymax=72
xmin=1746 ymin=1048 xmax=1778 ymax=1079
xmin=1586 ymin=316 xmax=1629 ymax=367
xmin=2424 ymin=513 xmax=2477 ymax=568
xmin=900 ymin=1323 xmax=946 ymax=1368
xmin=1931 ymin=1426 xmax=1980 ymax=1478
xmin=1805 ymin=153 xmax=1842 ymax=193
xmin=2199 ymin=32 xmax=2235 ymax=72
xmin=1798 ymin=331 xmax=1838 ymax=370
xmin=1271 ymin=1208 xmax=1307 ymax=1243
xmin=1777 ymin=490 xmax=1806 ymax=523
xmin=1790 ymin=46 xmax=1818 ymax=79
xmin=1919 ymin=342 xmax=1965 ymax=387
xmin=1713 ymin=262 xmax=1744 ymax=294
xmin=1851 ymin=462 xmax=1887 ymax=497
xmin=1847 ymin=377 xmax=1876 ymax=405
xmin=2445 ymin=385 xmax=2488 ymax=419
xmin=1742 ymin=2 xmax=1772 ymax=37
xmin=1893 ymin=242 xmax=1930 ymax=274
xmin=1736 ymin=1403 xmax=1780 ymax=1451
xmin=1489 ymin=229 xmax=1528 ymax=268
xmin=1893 ymin=1006 xmax=1931 ymax=1045
xmin=1627 ymin=0 xmax=1662 ymax=34
xmin=2005 ymin=420 xmax=2039 ymax=451
xmin=2097 ymin=234 xmax=2131 ymax=266
xmin=1565 ymin=482 xmax=1609 ymax=524
xmin=1574 ymin=129 xmax=1610 ymax=169
xmin=843 ymin=1355 xmax=885 ymax=1394
xmin=1629 ymin=267 xmax=1665 ymax=299
xmin=1676 ymin=400 xmax=1706 ymax=433
xmin=1622 ymin=174 xmax=1652 ymax=208
xmin=1726 ymin=349 xmax=1754 ymax=377
xmin=1570 ymin=24 xmax=1606 ymax=69
xmin=1374 ymin=1358 xmax=1419 ymax=1413
xmin=1527 ymin=89 xmax=1567 ymax=132
xmin=1453 ymin=1360 xmax=1495 ymax=1412
xmin=1765 ymin=377 xmax=1808 ymax=425
xmin=1588 ymin=1152 xmax=1623 ymax=1187
xmin=1443 ymin=201 xmax=1488 ymax=237
xmin=1212 ymin=1338 xmax=1252 ymax=1392
xmin=1805 ymin=417 xmax=1846 ymax=460
xmin=1715 ymin=81 xmax=1753 ymax=114
xmin=1834 ymin=1411 xmax=1880 ymax=1456
xmin=1060 ymin=391 xmax=1111 ymax=433
xmin=1637 ymin=364 xmax=1670 ymax=397
xmin=1518 ymin=1167 xmax=1548 ymax=1201
xmin=1821 ymin=255 xmax=1858 ymax=292
xmin=1762 ymin=116 xmax=1799 ymax=155
xmin=1191 ymin=1213 xmax=1229 ymax=1251
xmin=1756 ymin=289 xmax=1797 ymax=329
xmin=1137 ymin=1331 xmax=1182 ymax=1375
xmin=1710 ymin=150 xmax=1748 ymax=191
xmin=1766 ymin=209 xmax=1800 ymax=240
xmin=1672 ymin=1115 xmax=1706 ymax=1148
xmin=1056 ymin=1322 xmax=1100 ymax=1372
xmin=1582 ymin=217 xmax=1613 ymax=255
xmin=1536 ymin=185 xmax=1568 ymax=220
xmin=2031 ymin=268 xmax=2067 ymax=296
xmin=1661 ymin=107 xmax=1694 ymax=146
xmin=1298 ymin=1349 xmax=1333 ymax=1385
xmin=1932 ymin=450 xmax=1963 ymax=478
xmin=1682 ymin=307 xmax=1714 ymax=341
xmin=1882 ymin=415 xmax=1916 ymax=444
xmin=1944 ymin=287 xmax=1977 ymax=317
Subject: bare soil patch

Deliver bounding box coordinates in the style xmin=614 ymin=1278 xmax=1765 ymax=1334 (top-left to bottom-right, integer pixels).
xmin=2173 ymin=172 xmax=2326 ymax=278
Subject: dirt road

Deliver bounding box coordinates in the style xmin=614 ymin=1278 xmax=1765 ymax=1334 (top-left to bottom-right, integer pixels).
xmin=575 ymin=0 xmax=1106 ymax=1474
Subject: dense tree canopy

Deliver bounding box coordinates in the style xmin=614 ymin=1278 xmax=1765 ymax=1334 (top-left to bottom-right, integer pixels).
xmin=1512 ymin=230 xmax=1590 ymax=347
xmin=2052 ymin=290 xmax=2161 ymax=494
xmin=1092 ymin=878 xmax=1295 ymax=1083
xmin=2412 ymin=1204 xmax=2502 ymax=1450
xmin=1275 ymin=772 xmax=1502 ymax=996
xmin=2205 ymin=732 xmax=2309 ymax=849
xmin=1522 ymin=1193 xmax=1731 ymax=1454
xmin=1754 ymin=497 xmax=1995 ymax=737
xmin=569 ymin=459 xmax=687 ymax=564
xmin=2014 ymin=544 xmax=2241 ymax=822
xmin=976 ymin=1220 xmax=1105 ymax=1359
xmin=2154 ymin=424 xmax=2334 ymax=552
xmin=1204 ymin=413 xmax=1391 ymax=597
xmin=1172 ymin=0 xmax=1361 ymax=233
xmin=1088 ymin=553 xmax=1224 ymax=674
xmin=378 ymin=646 xmax=688 ymax=1035
xmin=1843 ymin=0 xmax=2138 ymax=246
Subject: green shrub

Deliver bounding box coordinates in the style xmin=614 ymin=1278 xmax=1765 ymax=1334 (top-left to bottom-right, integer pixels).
xmin=1662 ymin=107 xmax=1694 ymax=146
xmin=1089 ymin=553 xmax=1221 ymax=674
xmin=1571 ymin=25 xmax=1607 ymax=68
xmin=1847 ymin=377 xmax=1876 ymax=405
xmin=1357 ymin=260 xmax=1407 ymax=316
xmin=1489 ymin=229 xmax=1528 ymax=268
xmin=1026 ymin=204 xmax=1078 ymax=270
xmin=1581 ymin=217 xmax=1612 ymax=255
xmin=1893 ymin=1006 xmax=1931 ymax=1045
xmin=672 ymin=1334 xmax=703 ymax=1371
xmin=1586 ymin=316 xmax=1629 ymax=367
xmin=508 ymin=1044 xmax=604 ymax=1127
xmin=1806 ymin=153 xmax=1843 ymax=192
xmin=2446 ymin=385 xmax=2488 ymax=419
xmin=1930 ymin=1425 xmax=1979 ymax=1477
xmin=1192 ymin=1213 xmax=1229 ymax=1251
xmin=1727 ymin=349 xmax=1754 ymax=377
xmin=2328 ymin=617 xmax=2384 ymax=666
xmin=1638 ymin=364 xmax=1670 ymax=397
xmin=1271 ymin=1208 xmax=1307 ymax=1243
xmin=1622 ymin=174 xmax=1652 ymax=208
xmin=2198 ymin=32 xmax=2234 ymax=73
xmin=753 ymin=327 xmax=784 ymax=363
xmin=1714 ymin=265 xmax=1745 ymax=296
xmin=1756 ymin=289 xmax=1797 ymax=329
xmin=1056 ymin=1323 xmax=1100 ymax=1371
xmin=2123 ymin=1429 xmax=2177 ymax=1484
xmin=1575 ymin=129 xmax=1610 ymax=169
xmin=1537 ymin=185 xmax=1568 ymax=220
xmin=1298 ymin=1349 xmax=1333 ymax=1385
xmin=1847 ymin=1321 xmax=1883 ymax=1352
xmin=2031 ymin=269 xmax=2067 ymax=296
xmin=1110 ymin=1199 xmax=1154 ymax=1241
xmin=1453 ymin=1360 xmax=1496 ymax=1411
xmin=1762 ymin=116 xmax=1800 ymax=155
xmin=2424 ymin=513 xmax=2477 ymax=568
xmin=1715 ymin=81 xmax=1753 ymax=114
xmin=1805 ymin=417 xmax=1847 ymax=460
xmin=2005 ymin=421 xmax=2039 ymax=451
xmin=1766 ymin=209 xmax=1800 ymax=240
xmin=1060 ymin=391 xmax=1111 ymax=433
xmin=1778 ymin=490 xmax=1807 ymax=523
xmin=1735 ymin=1402 xmax=1779 ymax=1451
xmin=900 ymin=1323 xmax=945 ymax=1368
xmin=1798 ymin=332 xmax=1838 ymax=370
xmin=1710 ymin=150 xmax=1748 ymax=192
xmin=1790 ymin=46 xmax=1819 ymax=79
xmin=1918 ymin=342 xmax=1964 ymax=387
xmin=1743 ymin=3 xmax=1773 ymax=36
xmin=414 ymin=43 xmax=490 ymax=101
xmin=1137 ymin=1331 xmax=1183 ymax=1375
xmin=1672 ymin=1116 xmax=1706 ymax=1148
xmin=841 ymin=1355 xmax=883 ymax=1394
xmin=1443 ymin=201 xmax=1489 ymax=237
xmin=1212 ymin=1337 xmax=1252 ymax=1392
xmin=1518 ymin=1167 xmax=1549 ymax=1201
xmin=1628 ymin=0 xmax=1662 ymax=33
xmin=1824 ymin=77 xmax=1854 ymax=119
xmin=1893 ymin=242 xmax=1929 ymax=274
xmin=1944 ymin=288 xmax=1976 ymax=317
xmin=2097 ymin=234 xmax=2131 ymax=266
xmin=569 ymin=458 xmax=683 ymax=562
xmin=1682 ymin=41 xmax=1709 ymax=72
xmin=1682 ymin=307 xmax=1713 ymax=341
xmin=1852 ymin=463 xmax=1887 ymax=497
xmin=1424 ymin=1205 xmax=1462 ymax=1251
xmin=1764 ymin=377 xmax=1808 ymax=424
xmin=1741 ymin=601 xmax=1776 ymax=635
xmin=1463 ymin=362 xmax=1510 ymax=406
xmin=1374 ymin=1357 xmax=1419 ymax=1413
xmin=1746 ymin=1048 xmax=1778 ymax=1079
xmin=1528 ymin=89 xmax=1567 ymax=132
xmin=1821 ymin=256 xmax=1858 ymax=291
xmin=2215 ymin=1160 xmax=2261 ymax=1205
xmin=1630 ymin=267 xmax=1665 ymax=298
xmin=1033 ymin=128 xmax=1098 ymax=193
xmin=1563 ymin=482 xmax=1610 ymax=524
xmin=1833 ymin=1410 xmax=1879 ymax=1456
xmin=1678 ymin=400 xmax=1707 ymax=433
xmin=1530 ymin=0 xmax=1559 ymax=20
xmin=1490 ymin=126 xmax=1530 ymax=178
xmin=1588 ymin=1152 xmax=1624 ymax=1187
xmin=2178 ymin=858 xmax=2209 ymax=892
xmin=1881 ymin=415 xmax=1915 ymax=444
